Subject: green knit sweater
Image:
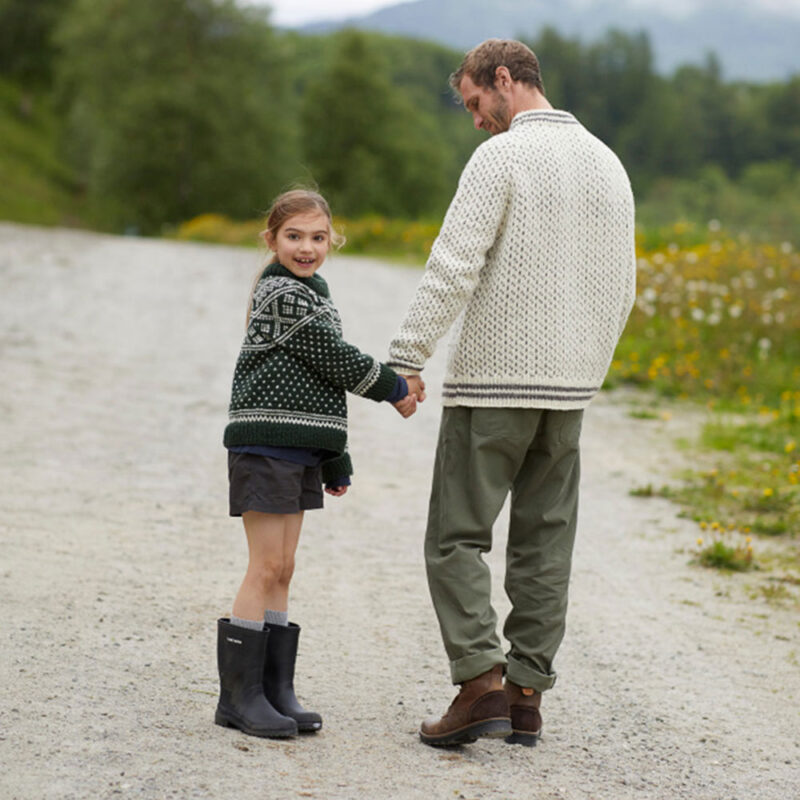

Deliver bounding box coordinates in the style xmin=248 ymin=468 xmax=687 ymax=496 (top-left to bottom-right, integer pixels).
xmin=223 ymin=262 xmax=398 ymax=483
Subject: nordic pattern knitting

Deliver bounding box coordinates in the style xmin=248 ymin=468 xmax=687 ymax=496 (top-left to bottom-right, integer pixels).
xmin=387 ymin=110 xmax=636 ymax=410
xmin=224 ymin=264 xmax=398 ymax=483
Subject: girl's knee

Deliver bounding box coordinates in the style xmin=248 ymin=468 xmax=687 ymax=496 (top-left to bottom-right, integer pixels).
xmin=249 ymin=558 xmax=284 ymax=591
xmin=248 ymin=556 xmax=295 ymax=591
xmin=277 ymin=558 xmax=295 ymax=588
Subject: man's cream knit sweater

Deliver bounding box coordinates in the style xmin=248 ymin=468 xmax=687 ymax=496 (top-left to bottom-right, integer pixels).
xmin=387 ymin=109 xmax=636 ymax=409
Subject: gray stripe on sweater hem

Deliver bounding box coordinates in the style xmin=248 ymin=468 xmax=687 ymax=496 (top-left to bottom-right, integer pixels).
xmin=443 ymin=382 xmax=600 ymax=394
xmin=443 ymin=391 xmax=596 ymax=402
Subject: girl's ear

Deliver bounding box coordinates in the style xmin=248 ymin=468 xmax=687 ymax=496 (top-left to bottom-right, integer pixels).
xmin=264 ymin=231 xmax=276 ymax=251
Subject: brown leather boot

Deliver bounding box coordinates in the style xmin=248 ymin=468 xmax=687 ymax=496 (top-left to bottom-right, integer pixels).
xmin=419 ymin=665 xmax=511 ymax=746
xmin=504 ymin=680 xmax=542 ymax=746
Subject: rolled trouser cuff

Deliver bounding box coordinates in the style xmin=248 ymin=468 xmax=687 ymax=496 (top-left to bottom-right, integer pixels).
xmin=450 ymin=647 xmax=507 ymax=684
xmin=506 ymin=654 xmax=557 ymax=692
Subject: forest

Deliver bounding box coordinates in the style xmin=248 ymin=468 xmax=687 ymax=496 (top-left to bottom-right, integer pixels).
xmin=2 ymin=0 xmax=800 ymax=240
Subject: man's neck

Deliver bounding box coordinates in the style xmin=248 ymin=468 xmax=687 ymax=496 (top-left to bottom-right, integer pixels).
xmin=509 ymin=87 xmax=553 ymax=117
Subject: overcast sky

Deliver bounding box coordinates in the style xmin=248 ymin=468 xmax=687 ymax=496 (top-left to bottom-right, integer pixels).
xmin=261 ymin=0 xmax=800 ymax=27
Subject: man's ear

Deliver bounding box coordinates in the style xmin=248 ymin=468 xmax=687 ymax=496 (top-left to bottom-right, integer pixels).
xmin=494 ymin=65 xmax=512 ymax=90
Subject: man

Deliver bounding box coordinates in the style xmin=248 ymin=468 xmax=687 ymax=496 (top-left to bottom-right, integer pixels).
xmin=388 ymin=39 xmax=636 ymax=747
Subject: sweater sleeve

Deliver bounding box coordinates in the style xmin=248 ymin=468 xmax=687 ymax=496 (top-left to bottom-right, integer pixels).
xmin=387 ymin=140 xmax=512 ymax=374
xmin=618 ymin=239 xmax=637 ymax=338
xmin=321 ymin=449 xmax=353 ymax=484
xmin=256 ymin=283 xmax=398 ymax=401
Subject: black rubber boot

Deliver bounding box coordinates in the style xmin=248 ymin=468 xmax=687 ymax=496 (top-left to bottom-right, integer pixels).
xmin=264 ymin=623 xmax=322 ymax=733
xmin=214 ymin=618 xmax=297 ymax=738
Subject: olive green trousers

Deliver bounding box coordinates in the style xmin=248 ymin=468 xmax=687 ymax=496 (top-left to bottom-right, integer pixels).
xmin=424 ymin=406 xmax=583 ymax=692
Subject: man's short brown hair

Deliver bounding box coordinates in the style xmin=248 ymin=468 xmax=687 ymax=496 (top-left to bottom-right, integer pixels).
xmin=449 ymin=38 xmax=545 ymax=96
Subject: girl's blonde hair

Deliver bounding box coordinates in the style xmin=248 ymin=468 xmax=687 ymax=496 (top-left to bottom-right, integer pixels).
xmin=246 ymin=188 xmax=345 ymax=326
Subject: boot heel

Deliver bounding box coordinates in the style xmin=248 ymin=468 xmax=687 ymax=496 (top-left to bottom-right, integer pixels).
xmin=506 ymin=730 xmax=539 ymax=747
xmin=214 ymin=709 xmax=233 ymax=728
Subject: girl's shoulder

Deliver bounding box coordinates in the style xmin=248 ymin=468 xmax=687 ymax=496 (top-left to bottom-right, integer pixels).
xmin=254 ymin=274 xmax=310 ymax=307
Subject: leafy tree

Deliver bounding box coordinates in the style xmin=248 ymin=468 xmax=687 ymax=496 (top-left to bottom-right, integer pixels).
xmin=764 ymin=76 xmax=800 ymax=167
xmin=54 ymin=0 xmax=297 ymax=232
xmin=300 ymin=30 xmax=450 ymax=218
xmin=0 ymin=0 xmax=73 ymax=87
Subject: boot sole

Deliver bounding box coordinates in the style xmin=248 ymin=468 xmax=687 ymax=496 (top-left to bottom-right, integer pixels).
xmin=214 ymin=709 xmax=297 ymax=739
xmin=505 ymin=729 xmax=540 ymax=747
xmin=419 ymin=717 xmax=512 ymax=747
xmin=298 ymin=720 xmax=322 ymax=733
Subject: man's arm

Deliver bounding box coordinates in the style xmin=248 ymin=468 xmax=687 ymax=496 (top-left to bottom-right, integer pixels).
xmin=388 ymin=141 xmax=511 ymax=374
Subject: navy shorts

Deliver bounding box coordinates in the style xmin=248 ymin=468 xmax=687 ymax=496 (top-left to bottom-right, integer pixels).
xmin=228 ymin=451 xmax=323 ymax=516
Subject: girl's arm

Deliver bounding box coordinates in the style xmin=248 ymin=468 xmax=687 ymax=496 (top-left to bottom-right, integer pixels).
xmin=275 ymin=305 xmax=398 ymax=402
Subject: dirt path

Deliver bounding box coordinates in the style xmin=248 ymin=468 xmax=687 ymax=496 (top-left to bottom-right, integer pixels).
xmin=1 ymin=223 xmax=797 ymax=800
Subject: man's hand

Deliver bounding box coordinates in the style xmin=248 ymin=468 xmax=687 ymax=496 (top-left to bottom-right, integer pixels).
xmin=325 ymin=485 xmax=348 ymax=497
xmin=405 ymin=375 xmax=426 ymax=403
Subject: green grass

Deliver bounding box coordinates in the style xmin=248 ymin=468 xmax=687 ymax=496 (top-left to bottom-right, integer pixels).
xmin=695 ymin=539 xmax=755 ymax=572
xmin=610 ymin=231 xmax=799 ymax=577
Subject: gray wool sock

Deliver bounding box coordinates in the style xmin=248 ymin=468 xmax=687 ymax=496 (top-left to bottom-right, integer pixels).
xmin=230 ymin=615 xmax=264 ymax=631
xmin=264 ymin=609 xmax=289 ymax=627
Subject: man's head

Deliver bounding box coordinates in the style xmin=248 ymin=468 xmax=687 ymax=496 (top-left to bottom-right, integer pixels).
xmin=450 ymin=39 xmax=547 ymax=135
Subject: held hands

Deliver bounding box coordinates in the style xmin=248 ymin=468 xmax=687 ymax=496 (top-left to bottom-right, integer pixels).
xmin=405 ymin=375 xmax=427 ymax=402
xmin=392 ymin=374 xmax=426 ymax=418
xmin=393 ymin=394 xmax=417 ymax=418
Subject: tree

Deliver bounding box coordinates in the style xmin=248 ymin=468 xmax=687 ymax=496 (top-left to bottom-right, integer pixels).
xmin=0 ymin=0 xmax=73 ymax=87
xmin=300 ymin=30 xmax=450 ymax=218
xmin=55 ymin=0 xmax=297 ymax=232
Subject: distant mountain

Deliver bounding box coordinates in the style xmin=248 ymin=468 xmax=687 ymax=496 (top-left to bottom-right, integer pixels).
xmin=299 ymin=0 xmax=800 ymax=81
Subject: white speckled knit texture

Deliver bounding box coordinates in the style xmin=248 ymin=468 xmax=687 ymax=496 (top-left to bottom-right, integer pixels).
xmin=388 ymin=109 xmax=637 ymax=409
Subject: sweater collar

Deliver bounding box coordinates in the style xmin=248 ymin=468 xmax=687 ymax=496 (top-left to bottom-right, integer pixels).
xmin=263 ymin=261 xmax=330 ymax=298
xmin=510 ymin=109 xmax=578 ymax=129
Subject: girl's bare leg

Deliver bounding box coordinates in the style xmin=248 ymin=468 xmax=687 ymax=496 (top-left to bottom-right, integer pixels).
xmin=232 ymin=511 xmax=304 ymax=621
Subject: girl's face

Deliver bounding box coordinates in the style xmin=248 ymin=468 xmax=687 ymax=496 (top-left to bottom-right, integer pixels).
xmin=267 ymin=211 xmax=331 ymax=278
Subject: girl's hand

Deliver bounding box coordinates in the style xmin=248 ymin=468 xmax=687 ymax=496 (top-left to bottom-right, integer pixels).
xmin=325 ymin=485 xmax=348 ymax=497
xmin=393 ymin=394 xmax=418 ymax=418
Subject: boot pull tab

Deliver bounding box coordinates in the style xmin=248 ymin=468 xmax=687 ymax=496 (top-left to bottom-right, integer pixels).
xmin=521 ymin=688 xmax=535 ymax=696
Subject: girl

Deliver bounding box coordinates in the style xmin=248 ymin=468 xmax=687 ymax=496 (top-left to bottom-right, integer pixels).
xmin=215 ymin=189 xmax=417 ymax=739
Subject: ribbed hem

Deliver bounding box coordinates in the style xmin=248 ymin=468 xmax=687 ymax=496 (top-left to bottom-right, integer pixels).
xmin=441 ymin=379 xmax=599 ymax=410
xmin=442 ymin=395 xmax=594 ymax=410
xmin=385 ymin=359 xmax=423 ymax=376
xmin=224 ymin=421 xmax=346 ymax=454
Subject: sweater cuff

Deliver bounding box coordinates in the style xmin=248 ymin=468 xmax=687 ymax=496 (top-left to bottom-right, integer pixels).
xmin=325 ymin=474 xmax=352 ymax=490
xmin=384 ymin=375 xmax=409 ymax=404
xmin=321 ymin=452 xmax=353 ymax=484
xmin=363 ymin=363 xmax=401 ymax=402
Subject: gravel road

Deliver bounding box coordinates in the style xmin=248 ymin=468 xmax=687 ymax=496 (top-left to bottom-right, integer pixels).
xmin=1 ymin=223 xmax=797 ymax=800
